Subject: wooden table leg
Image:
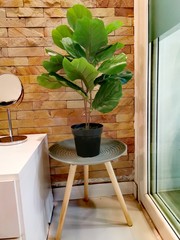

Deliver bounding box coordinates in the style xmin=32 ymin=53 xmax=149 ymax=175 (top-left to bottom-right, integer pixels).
xmin=104 ymin=161 xmax=133 ymax=226
xmin=56 ymin=164 xmax=77 ymax=240
xmin=84 ymin=165 xmax=89 ymax=201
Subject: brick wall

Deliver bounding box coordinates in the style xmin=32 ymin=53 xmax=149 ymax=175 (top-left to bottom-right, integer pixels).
xmin=0 ymin=0 xmax=134 ymax=186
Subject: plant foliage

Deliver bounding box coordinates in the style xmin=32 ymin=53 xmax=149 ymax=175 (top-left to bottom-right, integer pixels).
xmin=37 ymin=4 xmax=133 ymax=123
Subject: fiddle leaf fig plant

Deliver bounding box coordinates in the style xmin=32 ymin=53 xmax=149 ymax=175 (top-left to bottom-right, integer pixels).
xmin=37 ymin=4 xmax=133 ymax=125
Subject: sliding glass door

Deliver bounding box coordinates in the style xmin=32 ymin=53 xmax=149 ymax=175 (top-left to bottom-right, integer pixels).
xmin=135 ymin=1 xmax=180 ymax=239
xmin=149 ymin=24 xmax=180 ymax=238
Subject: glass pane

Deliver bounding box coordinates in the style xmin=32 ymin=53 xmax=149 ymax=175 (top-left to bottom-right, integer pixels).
xmin=149 ymin=24 xmax=180 ymax=237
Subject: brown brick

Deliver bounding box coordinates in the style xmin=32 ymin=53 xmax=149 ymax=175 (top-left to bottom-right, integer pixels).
xmin=44 ymin=27 xmax=53 ymax=37
xmin=24 ymin=0 xmax=61 ymax=8
xmin=33 ymin=100 xmax=66 ymax=110
xmin=91 ymin=115 xmax=116 ymax=123
xmin=18 ymin=127 xmax=52 ymax=135
xmin=8 ymin=47 xmax=44 ymax=57
xmin=115 ymin=8 xmax=134 ymax=17
xmin=0 ymin=58 xmax=14 ymax=66
xmin=120 ymin=0 xmax=134 ymax=8
xmin=67 ymin=100 xmax=84 ymax=109
xmin=115 ymin=26 xmax=133 ymax=36
xmin=48 ymin=134 xmax=73 ymax=143
xmin=0 ymin=48 xmax=8 ymax=57
xmin=15 ymin=57 xmax=29 ymax=66
xmin=8 ymin=28 xmax=44 ymax=37
xmin=0 ymin=129 xmax=11 ymax=135
xmin=89 ymin=170 xmax=109 ymax=179
xmin=122 ymin=89 xmax=134 ymax=97
xmin=45 ymin=18 xmax=63 ymax=27
xmin=117 ymin=129 xmax=134 ymax=138
xmin=0 ymin=28 xmax=7 ymax=37
xmin=103 ymin=122 xmax=133 ymax=131
xmin=15 ymin=66 xmax=44 ymax=75
xmin=91 ymin=8 xmax=114 ymax=17
xmin=116 ymin=112 xmax=134 ymax=122
xmin=102 ymin=131 xmax=117 ymax=139
xmin=61 ymin=1 xmax=96 ymax=8
xmin=97 ymin=0 xmax=121 ymax=8
xmin=6 ymin=38 xmax=26 ymax=47
xmin=49 ymin=92 xmax=83 ymax=101
xmin=24 ymin=92 xmax=50 ymax=101
xmin=13 ymin=118 xmax=67 ymax=128
xmin=0 ymin=38 xmax=8 ymax=47
xmin=109 ymin=35 xmax=134 ymax=45
xmin=24 ymin=83 xmax=51 ymax=93
xmin=0 ymin=18 xmax=25 ymax=27
xmin=52 ymin=126 xmax=71 ymax=134
xmin=16 ymin=102 xmax=33 ymax=111
xmin=25 ymin=18 xmax=46 ymax=27
xmin=0 ymin=57 xmax=29 ymax=66
xmin=129 ymin=153 xmax=135 ymax=161
xmin=0 ymin=111 xmax=16 ymax=120
xmin=6 ymin=8 xmax=44 ymax=17
xmin=44 ymin=8 xmax=66 ymax=18
xmin=50 ymin=108 xmax=83 ymax=118
xmin=0 ymin=9 xmax=6 ymax=18
xmin=19 ymin=75 xmax=38 ymax=84
xmin=0 ymin=0 xmax=23 ymax=7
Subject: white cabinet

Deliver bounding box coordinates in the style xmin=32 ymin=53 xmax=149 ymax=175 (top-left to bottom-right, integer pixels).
xmin=0 ymin=134 xmax=53 ymax=240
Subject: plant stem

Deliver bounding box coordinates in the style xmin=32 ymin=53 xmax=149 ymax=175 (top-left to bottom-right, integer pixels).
xmin=84 ymin=98 xmax=88 ymax=128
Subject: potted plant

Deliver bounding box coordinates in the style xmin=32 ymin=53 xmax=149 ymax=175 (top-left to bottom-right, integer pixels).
xmin=37 ymin=4 xmax=133 ymax=157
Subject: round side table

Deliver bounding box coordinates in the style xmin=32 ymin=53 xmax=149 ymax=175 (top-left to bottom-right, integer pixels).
xmin=49 ymin=138 xmax=133 ymax=240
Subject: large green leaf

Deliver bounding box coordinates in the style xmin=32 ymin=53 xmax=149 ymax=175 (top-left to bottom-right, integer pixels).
xmin=43 ymin=55 xmax=64 ymax=72
xmin=73 ymin=17 xmax=108 ymax=60
xmin=67 ymin=4 xmax=92 ymax=30
xmin=94 ymin=74 xmax=110 ymax=85
xmin=94 ymin=71 xmax=133 ymax=86
xmin=115 ymin=70 xmax=133 ymax=84
xmin=49 ymin=72 xmax=87 ymax=99
xmin=106 ymin=20 xmax=123 ymax=34
xmin=92 ymin=78 xmax=122 ymax=113
xmin=52 ymin=25 xmax=73 ymax=49
xmin=95 ymin=42 xmax=124 ymax=63
xmin=61 ymin=37 xmax=86 ymax=58
xmin=37 ymin=73 xmax=63 ymax=89
xmin=98 ymin=53 xmax=127 ymax=75
xmin=63 ymin=57 xmax=99 ymax=91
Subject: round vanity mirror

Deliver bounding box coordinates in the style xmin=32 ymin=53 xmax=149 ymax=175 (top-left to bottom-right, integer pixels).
xmin=0 ymin=73 xmax=23 ymax=107
xmin=0 ymin=73 xmax=27 ymax=145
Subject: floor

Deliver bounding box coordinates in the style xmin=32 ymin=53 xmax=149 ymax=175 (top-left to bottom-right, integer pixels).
xmin=48 ymin=195 xmax=162 ymax=240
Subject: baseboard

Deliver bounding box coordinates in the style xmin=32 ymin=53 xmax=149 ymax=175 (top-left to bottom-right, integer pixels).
xmin=53 ymin=181 xmax=136 ymax=201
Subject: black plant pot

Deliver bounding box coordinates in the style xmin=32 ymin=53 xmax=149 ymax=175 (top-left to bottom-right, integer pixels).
xmin=71 ymin=123 xmax=103 ymax=157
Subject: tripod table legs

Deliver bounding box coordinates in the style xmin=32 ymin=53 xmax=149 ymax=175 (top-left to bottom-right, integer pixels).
xmin=84 ymin=165 xmax=89 ymax=201
xmin=55 ymin=161 xmax=133 ymax=240
xmin=55 ymin=164 xmax=77 ymax=240
xmin=104 ymin=161 xmax=133 ymax=226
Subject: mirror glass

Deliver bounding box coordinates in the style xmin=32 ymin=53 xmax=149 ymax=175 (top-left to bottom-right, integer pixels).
xmin=0 ymin=73 xmax=27 ymax=145
xmin=0 ymin=73 xmax=23 ymax=107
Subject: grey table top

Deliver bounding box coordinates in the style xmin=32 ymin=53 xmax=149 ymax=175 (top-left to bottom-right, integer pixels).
xmin=49 ymin=138 xmax=127 ymax=165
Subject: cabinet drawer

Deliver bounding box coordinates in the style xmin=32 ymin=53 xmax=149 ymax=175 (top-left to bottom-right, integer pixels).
xmin=0 ymin=180 xmax=20 ymax=238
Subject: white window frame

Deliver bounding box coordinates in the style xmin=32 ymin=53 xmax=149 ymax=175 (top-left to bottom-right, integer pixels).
xmin=134 ymin=1 xmax=179 ymax=239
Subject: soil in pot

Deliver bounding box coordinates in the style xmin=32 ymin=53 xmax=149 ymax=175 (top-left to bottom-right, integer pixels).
xmin=71 ymin=123 xmax=103 ymax=157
